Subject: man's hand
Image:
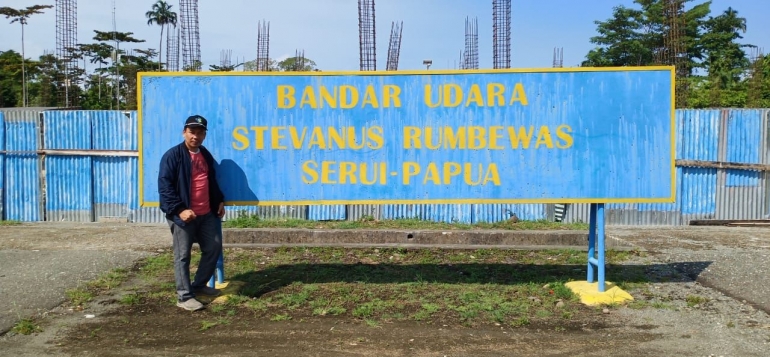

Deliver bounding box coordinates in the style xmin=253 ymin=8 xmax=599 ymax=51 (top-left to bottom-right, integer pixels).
xmin=217 ymin=202 xmax=225 ymax=218
xmin=179 ymin=209 xmax=196 ymax=222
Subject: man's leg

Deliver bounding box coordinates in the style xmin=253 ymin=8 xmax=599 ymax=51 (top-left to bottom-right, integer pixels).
xmin=190 ymin=213 xmax=223 ymax=292
xmin=168 ymin=219 xmax=197 ymax=302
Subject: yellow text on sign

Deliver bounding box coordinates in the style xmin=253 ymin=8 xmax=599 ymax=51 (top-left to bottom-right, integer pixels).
xmin=300 ymin=161 xmax=501 ymax=186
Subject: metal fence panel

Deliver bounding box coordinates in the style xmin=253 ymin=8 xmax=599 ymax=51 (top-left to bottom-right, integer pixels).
xmin=93 ymin=156 xmax=133 ymax=220
xmin=562 ymin=203 xmax=591 ymax=224
xmin=93 ymin=111 xmax=137 ymax=150
xmin=224 ymin=205 xmax=308 ymax=221
xmin=382 ymin=204 xmax=473 ymax=224
xmin=346 ymin=204 xmax=381 ymax=221
xmin=44 ymin=111 xmax=91 ymax=149
xmin=680 ymin=167 xmax=717 ymax=217
xmin=472 ymin=204 xmax=546 ymax=223
xmin=4 ymin=155 xmax=40 ymax=221
xmin=677 ymin=109 xmax=720 ymax=161
xmin=2 ymin=109 xmax=42 ymax=221
xmin=308 ymin=205 xmax=346 ymax=221
xmin=46 ymin=156 xmax=92 ymax=221
xmin=725 ymin=109 xmax=762 ymax=164
xmin=0 ymin=111 xmax=4 ymax=219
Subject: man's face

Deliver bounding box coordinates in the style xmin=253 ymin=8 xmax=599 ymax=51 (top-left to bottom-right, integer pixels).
xmin=183 ymin=126 xmax=207 ymax=149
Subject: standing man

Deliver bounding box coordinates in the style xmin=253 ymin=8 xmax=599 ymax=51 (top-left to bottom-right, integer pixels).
xmin=158 ymin=114 xmax=226 ymax=311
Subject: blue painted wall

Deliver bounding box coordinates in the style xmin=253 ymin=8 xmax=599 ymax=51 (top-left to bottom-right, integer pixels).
xmin=138 ymin=69 xmax=675 ymax=206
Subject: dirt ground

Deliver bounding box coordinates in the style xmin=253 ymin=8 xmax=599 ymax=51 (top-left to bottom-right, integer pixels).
xmin=1 ymin=223 xmax=769 ymax=356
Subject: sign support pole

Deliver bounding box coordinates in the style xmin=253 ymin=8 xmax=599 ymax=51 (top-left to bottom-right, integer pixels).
xmin=208 ymin=220 xmax=225 ymax=288
xmin=587 ymin=203 xmax=606 ymax=292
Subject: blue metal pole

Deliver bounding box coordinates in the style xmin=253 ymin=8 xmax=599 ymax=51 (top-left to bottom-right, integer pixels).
xmin=597 ymin=203 xmax=606 ymax=292
xmin=587 ymin=203 xmax=597 ymax=283
xmin=208 ymin=220 xmax=225 ymax=288
xmin=208 ymin=250 xmax=224 ymax=287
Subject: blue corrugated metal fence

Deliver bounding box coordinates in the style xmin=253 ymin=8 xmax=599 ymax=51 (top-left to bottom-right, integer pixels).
xmin=2 ymin=110 xmax=41 ymax=221
xmin=1 ymin=108 xmax=768 ymax=224
xmin=0 ymin=111 xmax=4 ymax=220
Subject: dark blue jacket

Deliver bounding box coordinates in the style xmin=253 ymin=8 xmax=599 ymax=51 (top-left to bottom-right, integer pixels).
xmin=158 ymin=141 xmax=225 ymax=226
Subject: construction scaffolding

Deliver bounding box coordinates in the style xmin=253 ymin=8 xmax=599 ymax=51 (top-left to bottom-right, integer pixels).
xmin=55 ymin=0 xmax=78 ymax=107
xmin=553 ymin=47 xmax=563 ymax=68
xmin=492 ymin=0 xmax=511 ymax=69
xmin=386 ymin=21 xmax=403 ymax=71
xmin=293 ymin=49 xmax=306 ymax=71
xmin=256 ymin=20 xmax=270 ymax=71
xmin=166 ymin=27 xmax=180 ymax=71
xmin=462 ymin=16 xmax=479 ymax=70
xmin=659 ymin=0 xmax=687 ymax=107
xmin=358 ymin=0 xmax=376 ymax=71
xmin=179 ymin=0 xmax=201 ymax=71
xmin=747 ymin=48 xmax=765 ymax=107
xmin=220 ymin=49 xmax=232 ymax=68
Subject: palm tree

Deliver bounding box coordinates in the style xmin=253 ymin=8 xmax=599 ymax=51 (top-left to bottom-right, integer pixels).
xmin=0 ymin=5 xmax=53 ymax=107
xmin=145 ymin=1 xmax=177 ymax=71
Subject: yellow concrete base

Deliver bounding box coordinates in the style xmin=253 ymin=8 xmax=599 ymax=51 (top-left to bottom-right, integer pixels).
xmin=196 ymin=280 xmax=248 ymax=305
xmin=565 ymin=281 xmax=634 ymax=306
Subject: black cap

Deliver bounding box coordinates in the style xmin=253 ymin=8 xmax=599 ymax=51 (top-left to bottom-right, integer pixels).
xmin=184 ymin=115 xmax=207 ymax=130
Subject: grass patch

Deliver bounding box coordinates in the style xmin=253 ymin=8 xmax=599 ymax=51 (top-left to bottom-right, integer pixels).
xmin=119 ymin=293 xmax=142 ymax=305
xmin=120 ymin=245 xmax=652 ymax=329
xmin=12 ymin=319 xmax=42 ymax=335
xmin=0 ymin=220 xmax=21 ymax=226
xmin=87 ymin=268 xmax=130 ymax=291
xmin=685 ymin=295 xmax=709 ymax=307
xmin=156 ymin=247 xmax=643 ymax=327
xmin=223 ymin=212 xmax=587 ymax=231
xmin=65 ymin=267 xmax=133 ymax=308
xmin=138 ymin=253 xmax=174 ymax=279
xmin=66 ymin=288 xmax=95 ymax=307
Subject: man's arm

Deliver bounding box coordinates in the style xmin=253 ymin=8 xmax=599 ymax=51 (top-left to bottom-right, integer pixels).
xmin=158 ymin=151 xmax=186 ymax=216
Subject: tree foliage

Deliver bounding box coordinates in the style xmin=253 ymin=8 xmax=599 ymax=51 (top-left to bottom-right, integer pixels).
xmin=583 ymin=0 xmax=761 ymax=108
xmin=242 ymin=57 xmax=319 ymax=72
xmin=145 ymin=0 xmax=177 ymax=71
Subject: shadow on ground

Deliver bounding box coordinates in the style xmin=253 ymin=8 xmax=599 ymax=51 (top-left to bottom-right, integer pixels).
xmin=227 ymin=261 xmax=713 ymax=297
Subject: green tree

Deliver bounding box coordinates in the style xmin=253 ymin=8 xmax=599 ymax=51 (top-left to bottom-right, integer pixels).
xmin=582 ymin=0 xmax=710 ymax=69
xmin=0 ymin=50 xmax=23 ymax=107
xmin=698 ymin=7 xmax=750 ymax=107
xmin=145 ymin=0 xmax=177 ymax=71
xmin=0 ymin=4 xmax=54 ymax=107
xmin=120 ymin=48 xmax=162 ymax=109
xmin=91 ymin=30 xmax=145 ymax=109
xmin=276 ymin=56 xmax=318 ymax=72
xmin=242 ymin=58 xmax=278 ymax=71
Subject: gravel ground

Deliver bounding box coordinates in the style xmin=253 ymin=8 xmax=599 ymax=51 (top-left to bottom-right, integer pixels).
xmin=0 ymin=222 xmax=768 ymax=356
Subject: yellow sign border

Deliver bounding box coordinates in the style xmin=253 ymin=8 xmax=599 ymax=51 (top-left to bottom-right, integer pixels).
xmin=137 ymin=66 xmax=677 ymax=207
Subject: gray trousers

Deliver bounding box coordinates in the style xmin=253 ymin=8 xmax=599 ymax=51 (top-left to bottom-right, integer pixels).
xmin=166 ymin=212 xmax=222 ymax=302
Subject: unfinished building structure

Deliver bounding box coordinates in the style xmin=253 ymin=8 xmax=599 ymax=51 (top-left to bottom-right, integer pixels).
xmin=492 ymin=0 xmax=511 ymax=69
xmin=56 ymin=0 xmax=78 ymax=107
xmin=386 ymin=21 xmax=403 ymax=71
xmin=553 ymin=47 xmax=563 ymax=68
xmin=179 ymin=0 xmax=201 ymax=71
xmin=220 ymin=49 xmax=232 ymax=69
xmin=747 ymin=48 xmax=765 ymax=107
xmin=657 ymin=0 xmax=688 ymax=107
xmin=166 ymin=27 xmax=180 ymax=71
xmin=461 ymin=16 xmax=479 ymax=70
xmin=293 ymin=50 xmax=307 ymax=71
xmin=256 ymin=20 xmax=270 ymax=71
xmin=358 ymin=0 xmax=376 ymax=71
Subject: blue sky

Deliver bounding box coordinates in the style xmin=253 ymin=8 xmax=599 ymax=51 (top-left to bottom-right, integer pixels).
xmin=1 ymin=0 xmax=767 ymax=71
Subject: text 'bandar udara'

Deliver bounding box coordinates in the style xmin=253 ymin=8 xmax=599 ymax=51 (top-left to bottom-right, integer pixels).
xmin=276 ymin=83 xmax=528 ymax=108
